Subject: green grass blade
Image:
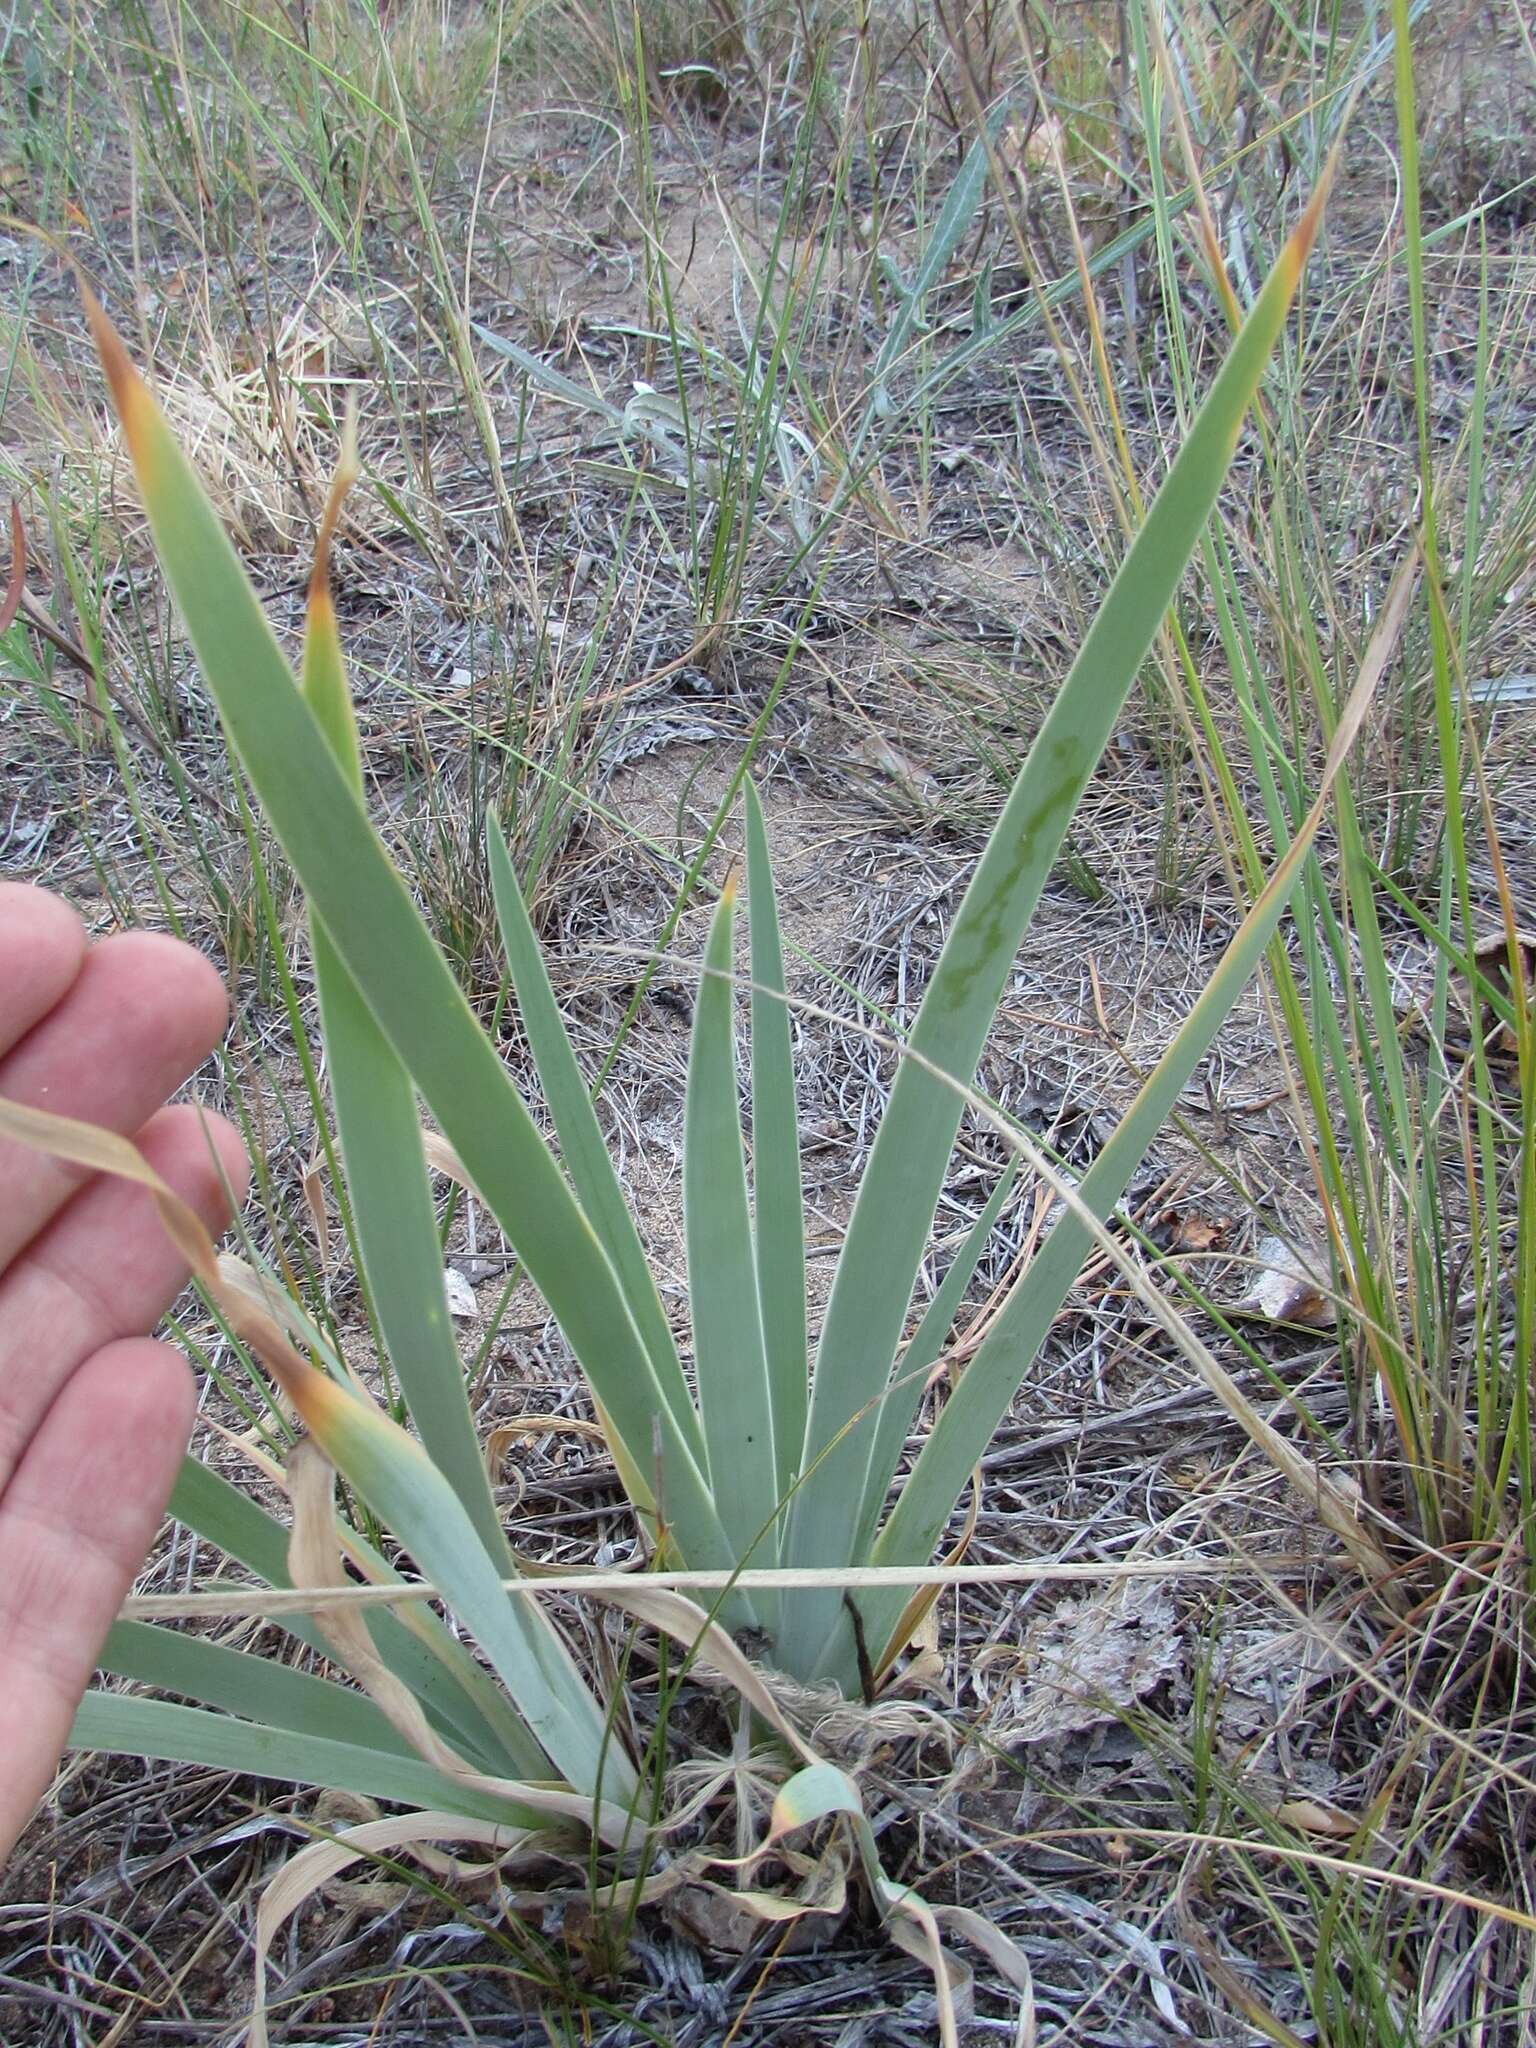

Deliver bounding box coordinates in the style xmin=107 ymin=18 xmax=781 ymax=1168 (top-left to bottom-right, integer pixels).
xmin=685 ymin=878 xmax=780 ymax=1596
xmin=843 ymin=558 xmax=1412 ymax=1685
xmin=310 ymin=940 xmax=511 ymax=1558
xmin=301 ymin=487 xmax=511 ymax=1564
xmin=85 ymin=295 xmax=735 ymax=1588
xmin=472 ymin=324 xmax=627 ymax=427
xmin=486 ymin=814 xmax=699 ymax=1455
xmin=743 ymin=781 xmax=808 ymax=1509
xmin=852 ymin=1159 xmax=1020 ymax=1562
xmin=777 ymin=176 xmax=1333 ymax=1676
xmin=101 ymin=1620 xmax=413 ymax=1755
xmin=865 ymin=105 xmax=1011 ymax=425
xmin=71 ymin=1693 xmax=542 ymax=1829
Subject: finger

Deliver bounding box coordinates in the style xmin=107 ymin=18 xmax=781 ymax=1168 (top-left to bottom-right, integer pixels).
xmin=0 ymin=1336 xmax=195 ymax=1862
xmin=0 ymin=1105 xmax=248 ymax=1492
xmin=0 ymin=885 xmax=86 ymax=1052
xmin=0 ymin=930 xmax=229 ymax=1272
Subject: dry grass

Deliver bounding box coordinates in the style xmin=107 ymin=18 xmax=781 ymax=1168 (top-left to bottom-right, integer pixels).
xmin=3 ymin=0 xmax=1536 ymax=2041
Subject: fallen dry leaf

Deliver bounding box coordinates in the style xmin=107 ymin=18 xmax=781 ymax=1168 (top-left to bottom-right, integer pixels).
xmin=1157 ymin=1207 xmax=1234 ymax=1253
xmin=1232 ymin=1233 xmax=1335 ymax=1329
xmin=1274 ymin=1797 xmax=1360 ymax=1838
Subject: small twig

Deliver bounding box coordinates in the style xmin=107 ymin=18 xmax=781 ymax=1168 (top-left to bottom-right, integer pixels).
xmin=122 ymin=1553 xmax=1309 ymax=1624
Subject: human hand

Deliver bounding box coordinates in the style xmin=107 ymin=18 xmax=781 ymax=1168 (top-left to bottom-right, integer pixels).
xmin=0 ymin=884 xmax=248 ymax=1860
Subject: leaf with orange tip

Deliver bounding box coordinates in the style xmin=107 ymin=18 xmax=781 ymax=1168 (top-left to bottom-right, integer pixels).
xmin=284 ymin=1439 xmax=633 ymax=1831
xmin=0 ymin=1094 xmax=318 ymax=1413
xmin=163 ymin=1413 xmax=562 ymax=1777
xmin=299 ymin=417 xmax=512 ymax=1564
xmin=260 ymin=1311 xmax=639 ymax=1805
xmin=301 ymin=405 xmax=363 ymax=792
xmin=81 ymin=283 xmax=735 ymax=1593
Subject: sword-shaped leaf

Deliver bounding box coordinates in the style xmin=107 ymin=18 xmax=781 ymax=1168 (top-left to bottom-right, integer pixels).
xmin=486 ymin=814 xmax=700 ymax=1458
xmin=276 ymin=1363 xmax=640 ymax=1804
xmin=83 ymin=290 xmax=737 ymax=1593
xmin=777 ymin=175 xmax=1334 ymax=1679
xmin=851 ymin=1159 xmax=1020 ymax=1562
xmin=101 ymin=1619 xmax=414 ymax=1755
xmin=842 ymin=551 xmax=1415 ymax=1686
xmin=744 ymin=780 xmax=808 ymax=1509
xmin=300 ymin=428 xmax=510 ymax=1564
xmin=685 ymin=877 xmax=779 ymax=1620
xmin=71 ymin=1692 xmax=545 ymax=1831
xmin=169 ymin=1453 xmax=539 ymax=1777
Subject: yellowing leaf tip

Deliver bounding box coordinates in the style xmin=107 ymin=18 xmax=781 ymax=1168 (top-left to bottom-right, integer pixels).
xmin=79 ymin=279 xmax=157 ymax=455
xmin=281 ymin=1358 xmax=356 ymax=1437
xmin=1286 ymin=182 xmax=1328 ymax=281
xmin=307 ymin=398 xmax=361 ymax=610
